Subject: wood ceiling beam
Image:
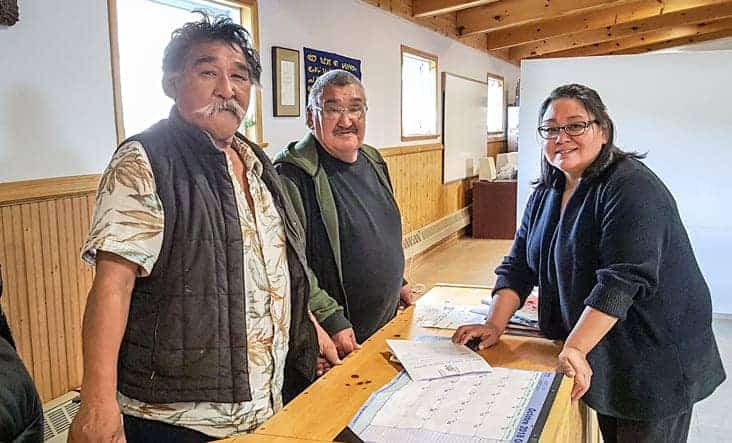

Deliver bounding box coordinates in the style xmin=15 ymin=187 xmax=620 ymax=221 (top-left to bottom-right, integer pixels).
xmin=611 ymin=28 xmax=732 ymax=54
xmin=457 ymin=0 xmax=635 ymax=36
xmin=535 ymin=16 xmax=732 ymax=58
xmin=412 ymin=0 xmax=499 ymax=17
xmin=485 ymin=0 xmax=732 ymax=50
xmin=508 ymin=1 xmax=732 ymax=59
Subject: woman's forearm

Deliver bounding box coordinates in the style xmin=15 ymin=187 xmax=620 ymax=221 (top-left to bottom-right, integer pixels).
xmin=564 ymin=306 xmax=619 ymax=354
xmin=487 ymin=288 xmax=521 ymax=331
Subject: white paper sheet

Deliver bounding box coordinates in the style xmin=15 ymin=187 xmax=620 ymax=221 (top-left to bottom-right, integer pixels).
xmin=279 ymin=60 xmax=296 ymax=106
xmin=414 ymin=303 xmax=486 ymax=329
xmin=386 ymin=339 xmax=491 ymax=381
xmin=350 ymin=368 xmax=552 ymax=443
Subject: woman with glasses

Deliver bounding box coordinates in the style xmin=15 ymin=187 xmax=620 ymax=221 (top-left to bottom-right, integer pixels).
xmin=454 ymin=84 xmax=725 ymax=442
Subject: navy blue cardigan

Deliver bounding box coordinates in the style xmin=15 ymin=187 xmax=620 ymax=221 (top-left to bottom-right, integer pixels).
xmin=495 ymin=152 xmax=725 ymax=420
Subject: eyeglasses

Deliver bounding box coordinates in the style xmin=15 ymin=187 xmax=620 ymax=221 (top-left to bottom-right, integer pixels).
xmin=537 ymin=120 xmax=598 ymax=139
xmin=312 ymin=104 xmax=368 ymax=121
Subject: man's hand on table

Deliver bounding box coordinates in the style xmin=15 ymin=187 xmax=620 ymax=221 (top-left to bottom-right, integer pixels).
xmin=332 ymin=327 xmax=361 ymax=358
xmin=399 ymin=284 xmax=414 ymax=307
xmin=309 ymin=312 xmax=341 ymax=376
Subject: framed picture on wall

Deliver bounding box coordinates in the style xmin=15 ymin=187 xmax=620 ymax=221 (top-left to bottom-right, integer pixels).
xmin=0 ymin=0 xmax=20 ymax=26
xmin=272 ymin=46 xmax=300 ymax=117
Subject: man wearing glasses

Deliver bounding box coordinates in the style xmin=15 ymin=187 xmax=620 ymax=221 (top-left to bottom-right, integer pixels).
xmin=275 ymin=70 xmax=411 ymax=398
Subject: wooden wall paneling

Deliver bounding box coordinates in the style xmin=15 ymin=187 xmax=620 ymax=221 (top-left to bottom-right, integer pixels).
xmin=51 ymin=198 xmax=78 ymax=390
xmin=0 ymin=174 xmax=97 ymax=401
xmin=382 ymin=144 xmax=474 ymax=235
xmin=38 ymin=201 xmax=59 ymax=395
xmin=57 ymin=198 xmax=81 ymax=390
xmin=4 ymin=205 xmax=34 ymax=375
xmin=20 ymin=203 xmax=51 ymax=400
xmin=43 ymin=200 xmax=70 ymax=396
xmin=0 ymin=174 xmax=100 ymax=206
xmin=0 ymin=209 xmax=21 ymax=358
xmin=60 ymin=196 xmax=85 ymax=392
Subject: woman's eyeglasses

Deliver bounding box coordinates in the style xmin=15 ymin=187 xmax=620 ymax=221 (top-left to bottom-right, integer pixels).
xmin=538 ymin=120 xmax=597 ymax=139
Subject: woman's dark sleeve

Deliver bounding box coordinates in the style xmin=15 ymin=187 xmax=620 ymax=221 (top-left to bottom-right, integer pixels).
xmin=493 ymin=189 xmax=540 ymax=306
xmin=584 ymin=170 xmax=670 ymax=320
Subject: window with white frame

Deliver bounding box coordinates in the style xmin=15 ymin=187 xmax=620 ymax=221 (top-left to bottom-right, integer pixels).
xmin=401 ymin=45 xmax=438 ymax=140
xmin=110 ymin=0 xmax=262 ymax=142
xmin=487 ymin=74 xmax=505 ymax=137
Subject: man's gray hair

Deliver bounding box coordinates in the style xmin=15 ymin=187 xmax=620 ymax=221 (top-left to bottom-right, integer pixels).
xmin=307 ymin=69 xmax=366 ymax=107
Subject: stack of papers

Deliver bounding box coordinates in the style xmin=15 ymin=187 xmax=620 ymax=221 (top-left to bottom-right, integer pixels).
xmin=414 ymin=303 xmax=486 ymax=329
xmin=414 ymin=300 xmax=539 ymax=333
xmin=386 ymin=339 xmax=491 ymax=381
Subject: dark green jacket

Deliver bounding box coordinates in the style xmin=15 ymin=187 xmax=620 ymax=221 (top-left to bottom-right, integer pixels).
xmin=273 ymin=133 xmax=399 ymax=334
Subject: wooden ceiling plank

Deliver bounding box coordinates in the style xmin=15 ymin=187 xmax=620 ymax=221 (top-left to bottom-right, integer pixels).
xmin=509 ymin=1 xmax=732 ymax=59
xmin=413 ymin=0 xmax=499 ymax=17
xmin=611 ymin=28 xmax=732 ymax=53
xmin=534 ymin=16 xmax=732 ymax=58
xmin=457 ymin=0 xmax=636 ymax=36
xmin=358 ymin=1 xmax=519 ymax=65
xmin=486 ymin=0 xmax=732 ymax=50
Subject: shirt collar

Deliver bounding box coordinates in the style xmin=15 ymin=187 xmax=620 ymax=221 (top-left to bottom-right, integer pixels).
xmin=232 ymin=136 xmax=263 ymax=177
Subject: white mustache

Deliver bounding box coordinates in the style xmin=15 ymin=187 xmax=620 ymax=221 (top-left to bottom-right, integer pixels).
xmin=193 ymin=100 xmax=246 ymax=121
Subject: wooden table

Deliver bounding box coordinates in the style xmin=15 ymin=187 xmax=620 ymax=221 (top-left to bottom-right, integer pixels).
xmin=224 ymin=284 xmax=598 ymax=442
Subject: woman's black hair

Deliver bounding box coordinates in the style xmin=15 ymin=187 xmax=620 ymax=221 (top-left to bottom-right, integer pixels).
xmin=533 ymin=84 xmax=644 ymax=187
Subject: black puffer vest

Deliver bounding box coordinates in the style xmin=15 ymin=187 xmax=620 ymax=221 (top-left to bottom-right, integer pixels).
xmin=117 ymin=109 xmax=317 ymax=403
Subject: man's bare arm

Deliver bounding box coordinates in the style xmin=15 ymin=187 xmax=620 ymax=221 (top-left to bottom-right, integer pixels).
xmin=69 ymin=251 xmax=138 ymax=442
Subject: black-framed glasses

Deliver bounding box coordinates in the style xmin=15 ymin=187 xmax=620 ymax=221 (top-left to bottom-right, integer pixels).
xmin=312 ymin=104 xmax=368 ymax=121
xmin=538 ymin=120 xmax=597 ymax=139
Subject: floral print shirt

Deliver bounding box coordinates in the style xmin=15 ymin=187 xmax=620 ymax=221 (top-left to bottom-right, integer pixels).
xmin=82 ymin=137 xmax=290 ymax=438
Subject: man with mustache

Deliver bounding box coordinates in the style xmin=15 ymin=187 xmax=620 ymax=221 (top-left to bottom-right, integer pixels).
xmin=275 ymin=70 xmax=411 ymax=384
xmin=69 ymin=15 xmax=339 ymax=442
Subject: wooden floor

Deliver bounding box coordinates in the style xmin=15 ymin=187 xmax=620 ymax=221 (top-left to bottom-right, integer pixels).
xmin=409 ymin=237 xmax=732 ymax=442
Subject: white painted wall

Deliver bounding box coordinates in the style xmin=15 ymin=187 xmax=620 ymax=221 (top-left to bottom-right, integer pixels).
xmin=518 ymin=51 xmax=732 ymax=313
xmin=0 ymin=0 xmax=117 ymax=182
xmin=257 ymin=0 xmax=519 ymax=155
xmin=0 ymin=0 xmax=518 ymax=182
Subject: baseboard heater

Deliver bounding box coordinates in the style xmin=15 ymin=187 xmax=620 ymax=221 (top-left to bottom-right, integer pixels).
xmin=42 ymin=391 xmax=80 ymax=442
xmin=402 ymin=207 xmax=470 ymax=260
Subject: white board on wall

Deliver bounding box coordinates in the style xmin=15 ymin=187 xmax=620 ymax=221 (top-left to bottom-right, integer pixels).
xmin=518 ymin=50 xmax=732 ymax=314
xmin=442 ymin=72 xmax=488 ymax=183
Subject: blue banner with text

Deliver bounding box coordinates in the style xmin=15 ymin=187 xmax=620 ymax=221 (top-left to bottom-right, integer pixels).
xmin=303 ymin=47 xmax=362 ymax=105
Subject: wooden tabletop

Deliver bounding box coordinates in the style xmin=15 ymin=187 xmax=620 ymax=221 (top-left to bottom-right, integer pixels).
xmin=225 ymin=284 xmax=597 ymax=442
xmin=221 ymin=435 xmax=330 ymax=442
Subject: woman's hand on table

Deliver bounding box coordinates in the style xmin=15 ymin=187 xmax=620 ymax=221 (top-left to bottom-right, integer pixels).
xmin=451 ymin=321 xmax=504 ymax=350
xmin=557 ymin=345 xmax=593 ymax=402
